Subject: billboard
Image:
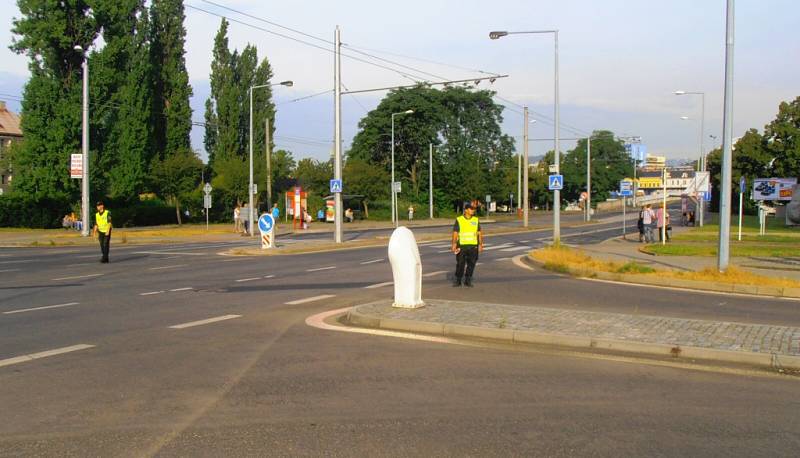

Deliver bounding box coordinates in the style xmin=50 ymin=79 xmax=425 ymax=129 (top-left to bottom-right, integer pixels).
xmin=753 ymin=178 xmax=797 ymax=201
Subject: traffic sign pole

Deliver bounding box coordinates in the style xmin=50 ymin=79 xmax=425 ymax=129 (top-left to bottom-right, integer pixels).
xmin=738 ymin=176 xmax=745 ymax=241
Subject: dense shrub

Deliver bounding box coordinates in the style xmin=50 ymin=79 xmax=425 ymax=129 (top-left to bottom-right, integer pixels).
xmin=0 ymin=195 xmax=71 ymax=228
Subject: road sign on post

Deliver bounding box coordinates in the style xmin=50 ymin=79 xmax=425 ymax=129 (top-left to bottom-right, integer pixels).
xmin=329 ymin=179 xmax=342 ymax=193
xmin=619 ymin=180 xmax=634 ymax=197
xmin=70 ymin=154 xmax=83 ymax=179
xmin=258 ymin=213 xmax=275 ymax=249
xmin=548 ymin=174 xmax=564 ymax=191
xmin=203 ymin=183 xmax=212 ymax=194
xmin=393 ymin=181 xmax=402 ymax=193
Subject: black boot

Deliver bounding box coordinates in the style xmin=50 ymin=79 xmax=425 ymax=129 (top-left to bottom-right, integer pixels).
xmin=452 ymin=278 xmax=462 ymax=287
xmin=464 ymin=277 xmax=473 ymax=287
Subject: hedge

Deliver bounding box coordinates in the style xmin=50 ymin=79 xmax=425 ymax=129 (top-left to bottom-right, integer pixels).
xmin=0 ymin=195 xmax=176 ymax=228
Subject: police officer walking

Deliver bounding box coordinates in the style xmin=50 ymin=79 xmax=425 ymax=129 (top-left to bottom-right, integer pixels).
xmin=92 ymin=201 xmax=112 ymax=263
xmin=451 ymin=202 xmax=484 ymax=287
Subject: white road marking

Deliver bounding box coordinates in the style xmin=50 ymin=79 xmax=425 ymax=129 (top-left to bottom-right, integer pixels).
xmin=360 ymin=258 xmax=384 ymax=265
xmin=476 ymin=262 xmax=484 ymax=266
xmin=500 ymin=245 xmax=532 ymax=252
xmin=3 ymin=302 xmax=80 ymax=315
xmin=263 ymin=275 xmax=275 ymax=279
xmin=423 ymin=270 xmax=447 ymax=277
xmin=0 ymin=259 xmax=35 ymax=264
xmin=495 ymin=257 xmax=512 ymax=262
xmin=0 ymin=344 xmax=95 ymax=368
xmin=364 ymin=281 xmax=393 ymax=289
xmin=65 ymin=262 xmax=94 ymax=267
xmin=236 ymin=277 xmax=261 ymax=283
xmin=285 ymin=294 xmax=336 ymax=305
xmin=134 ymin=251 xmax=205 ymax=256
xmin=221 ymin=258 xmax=242 ymax=262
xmin=437 ymin=250 xmax=453 ymax=254
xmin=140 ymin=291 xmax=165 ymax=296
xmin=148 ymin=264 xmax=187 ymax=271
xmin=483 ymin=244 xmax=514 ymax=251
xmin=77 ymin=254 xmax=100 ymax=259
xmin=519 ymin=240 xmax=530 ymax=243
xmin=430 ymin=244 xmax=452 ymax=249
xmin=306 ymin=266 xmax=335 ymax=272
xmin=169 ymin=314 xmax=242 ymax=329
xmin=169 ymin=287 xmax=193 ymax=292
xmin=306 ymin=307 xmax=454 ymax=343
xmin=52 ymin=273 xmax=103 ymax=281
xmin=0 ymin=269 xmax=21 ymax=273
xmin=162 ymin=256 xmax=183 ymax=260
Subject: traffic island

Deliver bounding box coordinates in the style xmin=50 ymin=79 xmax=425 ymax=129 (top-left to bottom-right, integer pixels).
xmin=346 ymin=299 xmax=800 ymax=373
xmin=526 ymin=245 xmax=800 ymax=299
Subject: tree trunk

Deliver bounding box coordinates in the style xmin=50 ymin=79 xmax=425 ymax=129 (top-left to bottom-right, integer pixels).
xmin=363 ymin=200 xmax=369 ymax=219
xmin=175 ymin=199 xmax=182 ymax=225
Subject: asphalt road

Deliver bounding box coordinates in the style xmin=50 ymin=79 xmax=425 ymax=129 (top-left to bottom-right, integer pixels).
xmin=1 ymin=214 xmax=798 ymax=456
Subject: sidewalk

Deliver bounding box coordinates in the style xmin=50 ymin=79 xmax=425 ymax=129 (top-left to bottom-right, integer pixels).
xmin=575 ymin=228 xmax=800 ymax=282
xmin=348 ymin=299 xmax=800 ymax=371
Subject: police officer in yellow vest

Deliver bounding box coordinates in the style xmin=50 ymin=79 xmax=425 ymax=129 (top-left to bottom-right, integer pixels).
xmin=92 ymin=201 xmax=112 ymax=263
xmin=451 ymin=202 xmax=484 ymax=287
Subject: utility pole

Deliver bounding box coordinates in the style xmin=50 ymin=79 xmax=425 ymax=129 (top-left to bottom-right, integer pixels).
xmin=522 ymin=106 xmax=530 ymax=227
xmin=75 ymin=46 xmax=90 ymax=237
xmin=265 ymin=117 xmax=272 ymax=209
xmin=553 ymin=30 xmax=561 ymax=244
xmin=429 ymin=143 xmax=434 ymax=219
xmin=334 ymin=26 xmax=343 ymax=243
xmin=248 ymin=87 xmax=254 ymax=237
xmin=718 ymin=0 xmax=735 ymax=271
xmin=586 ymin=135 xmax=591 ymax=222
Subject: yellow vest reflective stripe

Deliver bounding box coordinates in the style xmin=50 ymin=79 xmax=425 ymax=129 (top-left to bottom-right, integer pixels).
xmin=96 ymin=211 xmax=111 ymax=233
xmin=456 ymin=215 xmax=479 ymax=245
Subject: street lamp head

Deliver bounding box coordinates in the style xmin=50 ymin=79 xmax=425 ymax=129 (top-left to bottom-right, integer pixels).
xmin=73 ymin=45 xmax=84 ymax=52
xmin=674 ymin=90 xmax=686 ymax=95
xmin=680 ymin=116 xmax=690 ymax=120
xmin=489 ymin=31 xmax=508 ymax=40
xmin=404 ymin=110 xmax=414 ymax=114
xmin=279 ymin=80 xmax=293 ymax=87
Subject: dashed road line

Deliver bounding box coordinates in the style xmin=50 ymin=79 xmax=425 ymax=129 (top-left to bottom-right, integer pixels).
xmin=0 ymin=259 xmax=35 ymax=264
xmin=429 ymin=244 xmax=452 ymax=249
xmin=519 ymin=240 xmax=530 ymax=243
xmin=499 ymin=246 xmax=532 ymax=253
xmin=360 ymin=258 xmax=384 ymax=265
xmin=236 ymin=277 xmax=260 ymax=283
xmin=0 ymin=269 xmax=21 ymax=273
xmin=169 ymin=287 xmax=193 ymax=292
xmin=134 ymin=251 xmax=206 ymax=256
xmin=495 ymin=257 xmax=512 ymax=262
xmin=364 ymin=281 xmax=393 ymax=289
xmin=285 ymin=294 xmax=336 ymax=305
xmin=3 ymin=302 xmax=80 ymax=315
xmin=437 ymin=250 xmax=453 ymax=254
xmin=483 ymin=244 xmax=514 ymax=251
xmin=52 ymin=273 xmax=103 ymax=281
xmin=0 ymin=344 xmax=95 ymax=369
xmin=423 ymin=270 xmax=447 ymax=277
xmin=306 ymin=266 xmax=335 ymax=272
xmin=169 ymin=314 xmax=242 ymax=329
xmin=140 ymin=291 xmax=165 ymax=296
xmin=148 ymin=264 xmax=188 ymax=271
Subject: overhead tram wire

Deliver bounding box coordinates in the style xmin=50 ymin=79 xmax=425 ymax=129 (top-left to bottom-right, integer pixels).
xmin=190 ymin=3 xmax=453 ymax=84
xmin=186 ymin=4 xmax=427 ymax=83
xmin=493 ymin=94 xmax=589 ymax=137
xmin=276 ymin=89 xmax=334 ymax=106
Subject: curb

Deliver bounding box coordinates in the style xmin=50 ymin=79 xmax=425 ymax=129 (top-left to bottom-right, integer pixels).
xmin=346 ymin=306 xmax=800 ymax=371
xmin=523 ymin=252 xmax=800 ymax=300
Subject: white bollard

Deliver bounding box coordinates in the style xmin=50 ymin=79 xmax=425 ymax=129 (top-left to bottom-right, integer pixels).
xmin=388 ymin=226 xmax=424 ymax=308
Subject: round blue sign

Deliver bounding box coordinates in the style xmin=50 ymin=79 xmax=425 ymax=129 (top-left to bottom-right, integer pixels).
xmin=258 ymin=213 xmax=275 ymax=234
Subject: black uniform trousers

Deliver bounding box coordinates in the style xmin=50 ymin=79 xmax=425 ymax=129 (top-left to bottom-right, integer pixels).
xmin=455 ymin=245 xmax=479 ymax=280
xmin=98 ymin=231 xmax=111 ymax=262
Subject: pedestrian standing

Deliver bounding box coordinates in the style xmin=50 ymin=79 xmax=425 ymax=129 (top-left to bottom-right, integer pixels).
xmin=408 ymin=205 xmax=414 ymax=221
xmin=234 ymin=204 xmax=241 ymax=233
xmin=92 ymin=201 xmax=112 ymax=263
xmin=657 ymin=204 xmax=670 ymax=242
xmin=642 ymin=204 xmax=656 ymax=243
xmin=451 ymin=202 xmax=484 ymax=287
xmin=637 ymin=208 xmax=645 ymax=242
xmin=271 ymin=203 xmax=280 ymax=222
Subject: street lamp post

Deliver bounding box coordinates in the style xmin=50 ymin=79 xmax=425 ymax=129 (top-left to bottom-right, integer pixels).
xmin=718 ymin=0 xmax=735 ymax=272
xmin=391 ymin=110 xmax=414 ymax=227
xmin=586 ymin=135 xmax=591 ymax=222
xmin=675 ymin=90 xmax=706 ymax=226
xmin=491 ymin=29 xmax=560 ymax=242
xmin=74 ymin=45 xmax=90 ymax=237
xmin=248 ymin=80 xmax=293 ymax=237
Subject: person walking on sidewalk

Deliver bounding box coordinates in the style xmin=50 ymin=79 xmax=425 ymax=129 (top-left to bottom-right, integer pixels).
xmin=642 ymin=204 xmax=656 ymax=243
xmin=657 ymin=204 xmax=671 ymax=242
xmin=451 ymin=202 xmax=484 ymax=287
xmin=92 ymin=201 xmax=112 ymax=263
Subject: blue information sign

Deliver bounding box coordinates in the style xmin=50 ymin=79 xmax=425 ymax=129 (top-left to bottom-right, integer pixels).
xmin=329 ymin=179 xmax=343 ymax=193
xmin=548 ymin=174 xmax=564 ymax=191
xmin=740 ymin=176 xmax=746 ymax=192
xmin=619 ymin=180 xmax=634 ymax=197
xmin=258 ymin=213 xmax=275 ymax=234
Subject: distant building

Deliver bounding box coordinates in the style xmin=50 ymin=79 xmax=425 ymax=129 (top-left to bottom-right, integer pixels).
xmin=0 ymin=101 xmax=22 ymax=195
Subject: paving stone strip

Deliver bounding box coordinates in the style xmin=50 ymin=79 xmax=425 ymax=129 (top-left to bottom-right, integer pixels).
xmin=354 ymin=300 xmax=800 ymax=357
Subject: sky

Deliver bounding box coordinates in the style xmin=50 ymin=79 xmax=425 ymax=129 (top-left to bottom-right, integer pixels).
xmin=1 ymin=0 xmax=798 ymax=163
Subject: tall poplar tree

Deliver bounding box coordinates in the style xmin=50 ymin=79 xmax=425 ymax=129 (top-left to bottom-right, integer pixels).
xmin=150 ymin=0 xmax=193 ymax=159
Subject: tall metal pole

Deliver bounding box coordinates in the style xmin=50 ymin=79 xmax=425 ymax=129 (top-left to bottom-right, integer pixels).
xmin=391 ymin=114 xmax=396 ymax=227
xmin=523 ymin=106 xmax=529 ymax=227
xmin=517 ymin=152 xmax=521 ymax=212
xmin=266 ymin=117 xmax=272 ymax=210
xmin=553 ymin=30 xmax=561 ymax=243
xmin=80 ymin=55 xmax=90 ymax=237
xmin=662 ymin=167 xmax=667 ymax=245
xmin=718 ymin=0 xmax=735 ymax=271
xmin=586 ymin=135 xmax=591 ymax=222
xmin=429 ymin=143 xmax=433 ymax=219
xmin=334 ymin=26 xmax=343 ymax=244
xmin=248 ymin=87 xmax=254 ymax=237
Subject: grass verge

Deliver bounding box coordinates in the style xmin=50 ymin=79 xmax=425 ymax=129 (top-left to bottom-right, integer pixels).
xmin=642 ymin=243 xmax=800 ymax=258
xmin=531 ymin=245 xmax=800 ymax=289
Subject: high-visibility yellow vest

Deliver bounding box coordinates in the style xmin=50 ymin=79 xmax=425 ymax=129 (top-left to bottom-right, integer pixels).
xmin=95 ymin=210 xmax=111 ymax=233
xmin=456 ymin=215 xmax=479 ymax=246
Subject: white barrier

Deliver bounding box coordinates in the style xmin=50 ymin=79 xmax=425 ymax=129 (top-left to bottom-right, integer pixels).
xmin=388 ymin=226 xmax=424 ymax=308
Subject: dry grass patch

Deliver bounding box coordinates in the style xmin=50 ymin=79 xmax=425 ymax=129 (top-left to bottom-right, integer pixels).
xmin=671 ymin=266 xmax=800 ymax=289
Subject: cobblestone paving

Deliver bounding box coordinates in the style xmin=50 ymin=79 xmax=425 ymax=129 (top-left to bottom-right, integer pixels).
xmin=356 ymin=300 xmax=800 ymax=356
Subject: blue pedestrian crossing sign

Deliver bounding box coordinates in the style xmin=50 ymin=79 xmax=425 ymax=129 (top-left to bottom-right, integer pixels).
xmin=619 ymin=180 xmax=634 ymax=197
xmin=329 ymin=179 xmax=343 ymax=193
xmin=548 ymin=174 xmax=564 ymax=191
xmin=258 ymin=213 xmax=275 ymax=234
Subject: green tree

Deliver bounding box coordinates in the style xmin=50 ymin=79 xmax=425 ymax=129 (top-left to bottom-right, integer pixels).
xmin=150 ymin=0 xmax=193 ymax=159
xmin=344 ymin=158 xmax=390 ymax=218
xmin=764 ymin=96 xmax=800 ymax=177
xmin=294 ymin=158 xmax=332 ymax=198
xmin=150 ymin=148 xmax=203 ymax=224
xmin=561 ymin=131 xmax=632 ymax=203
